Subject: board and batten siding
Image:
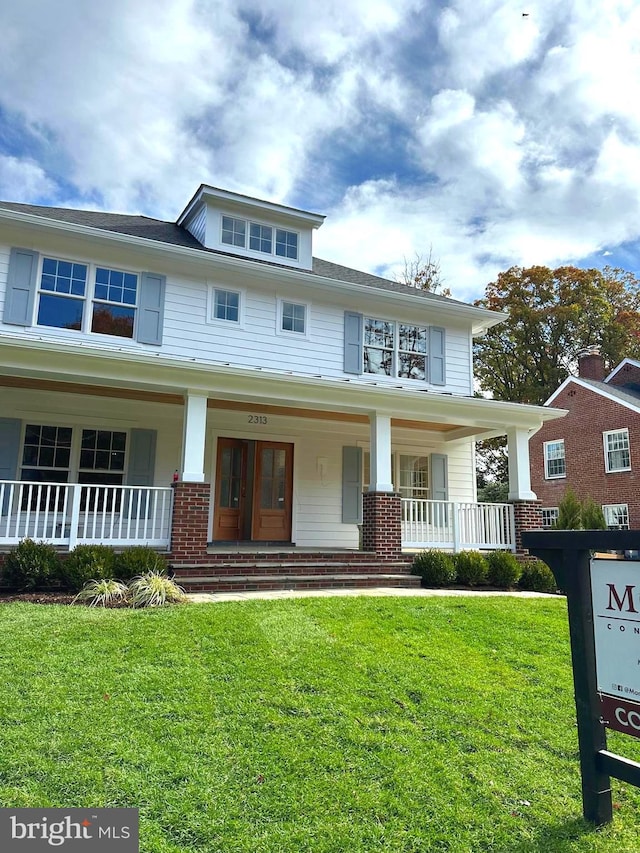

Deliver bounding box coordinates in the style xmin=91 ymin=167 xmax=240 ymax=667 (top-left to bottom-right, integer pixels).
xmin=184 ymin=205 xmax=207 ymax=245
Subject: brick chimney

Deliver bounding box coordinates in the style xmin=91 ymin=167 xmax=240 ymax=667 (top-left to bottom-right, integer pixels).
xmin=578 ymin=348 xmax=606 ymax=381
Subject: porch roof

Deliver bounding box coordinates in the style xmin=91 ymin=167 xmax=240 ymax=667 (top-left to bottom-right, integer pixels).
xmin=1 ymin=332 xmax=566 ymax=441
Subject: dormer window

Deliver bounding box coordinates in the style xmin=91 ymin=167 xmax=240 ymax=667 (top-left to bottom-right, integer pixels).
xmin=220 ymin=215 xmax=299 ymax=261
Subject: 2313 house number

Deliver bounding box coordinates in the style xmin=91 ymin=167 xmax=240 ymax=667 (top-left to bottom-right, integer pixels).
xmin=248 ymin=415 xmax=268 ymax=424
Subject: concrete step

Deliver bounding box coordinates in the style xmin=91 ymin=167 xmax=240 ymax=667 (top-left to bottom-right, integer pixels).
xmin=172 ymin=561 xmax=414 ymax=577
xmin=177 ymin=573 xmax=422 ymax=593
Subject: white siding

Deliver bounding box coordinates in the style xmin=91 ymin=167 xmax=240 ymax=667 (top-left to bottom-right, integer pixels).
xmin=184 ymin=204 xmax=207 ymax=245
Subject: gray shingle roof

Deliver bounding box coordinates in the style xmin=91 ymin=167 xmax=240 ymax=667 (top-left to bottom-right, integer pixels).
xmin=0 ymin=200 xmax=464 ymax=306
xmin=583 ymin=378 xmax=640 ymax=409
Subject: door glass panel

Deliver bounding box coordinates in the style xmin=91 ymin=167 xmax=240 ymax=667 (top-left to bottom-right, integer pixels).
xmin=220 ymin=447 xmax=242 ymax=508
xmin=259 ymin=448 xmax=286 ymax=509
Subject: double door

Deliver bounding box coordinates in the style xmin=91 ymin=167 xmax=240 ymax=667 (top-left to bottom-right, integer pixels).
xmin=213 ymin=438 xmax=293 ymax=542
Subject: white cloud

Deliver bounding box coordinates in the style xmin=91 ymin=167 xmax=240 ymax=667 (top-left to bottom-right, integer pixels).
xmin=0 ymin=155 xmax=56 ymax=201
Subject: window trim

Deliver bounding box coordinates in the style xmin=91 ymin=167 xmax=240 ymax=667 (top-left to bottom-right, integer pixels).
xmin=541 ymin=507 xmax=559 ymax=528
xmin=33 ymin=253 xmax=142 ymax=342
xmin=543 ymin=439 xmax=566 ymax=480
xmin=219 ymin=214 xmax=300 ymax=261
xmin=603 ymin=503 xmax=630 ymax=529
xmin=363 ymin=316 xmax=429 ymax=382
xmin=603 ymin=428 xmax=631 ymax=473
xmin=276 ymin=297 xmax=310 ymax=339
xmin=206 ymin=284 xmax=246 ymax=328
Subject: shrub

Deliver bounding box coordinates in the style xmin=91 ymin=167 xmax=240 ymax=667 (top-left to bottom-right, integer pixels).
xmin=73 ymin=579 xmax=129 ymax=607
xmin=581 ymin=498 xmax=607 ymax=530
xmin=60 ymin=544 xmax=118 ymax=592
xmin=453 ymin=551 xmax=488 ymax=586
xmin=519 ymin=560 xmax=557 ymax=594
xmin=2 ymin=539 xmax=61 ymax=591
xmin=115 ymin=547 xmax=168 ymax=582
xmin=555 ymin=487 xmax=582 ymax=529
xmin=127 ymin=570 xmax=186 ymax=607
xmin=412 ymin=550 xmax=456 ymax=587
xmin=487 ymin=551 xmax=522 ymax=588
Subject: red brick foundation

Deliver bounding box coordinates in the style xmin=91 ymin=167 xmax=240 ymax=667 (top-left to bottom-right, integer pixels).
xmin=512 ymin=500 xmax=543 ymax=555
xmin=362 ymin=491 xmax=402 ymax=559
xmin=169 ymin=481 xmax=211 ymax=562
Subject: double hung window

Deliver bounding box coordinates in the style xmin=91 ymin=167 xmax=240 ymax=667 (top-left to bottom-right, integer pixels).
xmin=604 ymin=429 xmax=631 ymax=472
xmin=541 ymin=507 xmax=559 ymax=528
xmin=364 ymin=318 xmax=427 ymax=380
xmin=37 ymin=256 xmax=138 ymax=339
xmin=543 ymin=440 xmax=566 ymax=479
xmin=603 ymin=503 xmax=630 ymax=529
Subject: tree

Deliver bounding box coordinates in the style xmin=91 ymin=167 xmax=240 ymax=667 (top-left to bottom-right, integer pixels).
xmin=474 ymin=265 xmax=640 ymax=406
xmin=555 ymin=488 xmax=583 ymax=530
xmin=396 ymin=249 xmax=451 ymax=297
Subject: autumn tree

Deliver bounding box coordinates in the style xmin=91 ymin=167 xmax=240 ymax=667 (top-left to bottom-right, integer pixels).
xmin=474 ymin=264 xmax=640 ymax=406
xmin=474 ymin=264 xmax=640 ymax=486
xmin=396 ymin=249 xmax=451 ymax=297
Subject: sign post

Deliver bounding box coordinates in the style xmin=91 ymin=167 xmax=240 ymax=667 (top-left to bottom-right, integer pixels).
xmin=523 ymin=530 xmax=640 ymax=825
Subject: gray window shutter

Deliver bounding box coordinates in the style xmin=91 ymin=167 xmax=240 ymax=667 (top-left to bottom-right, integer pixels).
xmin=0 ymin=418 xmax=22 ymax=515
xmin=344 ymin=311 xmax=363 ymax=374
xmin=4 ymin=248 xmax=38 ymax=326
xmin=342 ymin=446 xmax=363 ymax=524
xmin=137 ymin=272 xmax=166 ymax=345
xmin=429 ymin=326 xmax=446 ymax=385
xmin=127 ymin=429 xmax=157 ymax=485
xmin=430 ymin=453 xmax=448 ymax=502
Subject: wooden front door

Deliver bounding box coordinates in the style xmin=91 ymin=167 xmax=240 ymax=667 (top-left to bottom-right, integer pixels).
xmin=252 ymin=442 xmax=293 ymax=541
xmin=212 ymin=438 xmax=247 ymax=541
xmin=213 ymin=439 xmax=293 ymax=542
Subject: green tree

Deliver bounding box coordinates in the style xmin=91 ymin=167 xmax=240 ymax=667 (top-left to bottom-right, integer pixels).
xmin=581 ymin=498 xmax=607 ymax=530
xmin=555 ymin=488 xmax=583 ymax=530
xmin=474 ymin=265 xmax=640 ymax=406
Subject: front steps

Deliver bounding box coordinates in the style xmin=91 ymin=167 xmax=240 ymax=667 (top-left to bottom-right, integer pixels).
xmin=170 ymin=553 xmax=420 ymax=593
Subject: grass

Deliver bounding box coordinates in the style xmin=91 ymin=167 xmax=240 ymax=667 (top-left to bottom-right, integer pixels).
xmin=1 ymin=596 xmax=640 ymax=851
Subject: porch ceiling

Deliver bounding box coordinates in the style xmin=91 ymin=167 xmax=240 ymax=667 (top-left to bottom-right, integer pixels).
xmin=0 ymin=334 xmax=566 ymax=438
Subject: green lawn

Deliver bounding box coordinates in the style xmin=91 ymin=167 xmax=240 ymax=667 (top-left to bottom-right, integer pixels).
xmin=1 ymin=596 xmax=640 ymax=852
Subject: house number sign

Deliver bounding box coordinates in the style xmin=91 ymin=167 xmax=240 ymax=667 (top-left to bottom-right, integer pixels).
xmin=248 ymin=415 xmax=268 ymax=424
xmin=591 ymin=558 xmax=640 ymax=738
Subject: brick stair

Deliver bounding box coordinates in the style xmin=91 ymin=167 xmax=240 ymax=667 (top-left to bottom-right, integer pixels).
xmin=170 ymin=552 xmax=420 ymax=593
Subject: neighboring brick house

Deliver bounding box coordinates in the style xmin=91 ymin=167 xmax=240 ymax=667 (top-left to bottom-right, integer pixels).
xmin=530 ymin=352 xmax=640 ymax=530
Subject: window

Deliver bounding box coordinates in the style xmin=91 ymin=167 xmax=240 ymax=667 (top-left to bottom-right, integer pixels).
xmin=249 ymin=223 xmax=272 ymax=254
xmin=603 ymin=504 xmax=630 ymax=529
xmin=275 ymin=229 xmax=298 ymax=259
xmin=364 ymin=318 xmax=428 ymax=380
xmin=221 ymin=216 xmax=246 ymax=247
xmin=541 ymin=507 xmax=559 ymax=528
xmin=21 ymin=424 xmax=72 ymax=484
xmin=544 ymin=440 xmax=566 ymax=479
xmin=220 ymin=215 xmax=299 ymax=260
xmin=36 ymin=256 xmax=139 ymax=339
xmin=363 ymin=452 xmax=429 ymax=499
xmin=213 ymin=289 xmax=240 ymax=322
xmin=281 ymin=300 xmax=306 ymax=334
xmin=604 ymin=429 xmax=631 ymax=472
xmin=79 ymin=430 xmax=127 ymax=486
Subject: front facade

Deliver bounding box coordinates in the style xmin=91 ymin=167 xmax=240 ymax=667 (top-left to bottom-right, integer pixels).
xmin=530 ymin=353 xmax=640 ymax=530
xmin=0 ymin=185 xmax=562 ymax=583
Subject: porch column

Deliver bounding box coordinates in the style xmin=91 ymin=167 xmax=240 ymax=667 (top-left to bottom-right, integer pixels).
xmin=181 ymin=392 xmax=208 ymax=482
xmin=363 ymin=412 xmax=402 ymax=559
xmin=507 ymin=427 xmax=542 ymax=555
xmin=506 ymin=428 xmax=537 ymax=501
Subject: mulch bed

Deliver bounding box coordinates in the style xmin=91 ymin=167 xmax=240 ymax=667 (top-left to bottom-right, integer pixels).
xmin=0 ymin=592 xmax=76 ymax=604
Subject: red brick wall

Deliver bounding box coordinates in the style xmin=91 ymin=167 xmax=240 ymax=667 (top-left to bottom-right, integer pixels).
xmin=362 ymin=492 xmax=402 ymax=559
xmin=608 ymin=362 xmax=640 ymax=390
xmin=512 ymin=500 xmax=542 ymax=554
xmin=530 ymin=381 xmax=640 ymax=524
xmin=169 ymin=481 xmax=211 ymax=561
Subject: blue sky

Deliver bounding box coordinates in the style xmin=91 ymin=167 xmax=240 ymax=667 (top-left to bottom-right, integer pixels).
xmin=1 ymin=0 xmax=639 ymax=302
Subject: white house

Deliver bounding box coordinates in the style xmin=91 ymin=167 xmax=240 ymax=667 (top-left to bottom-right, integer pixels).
xmin=0 ymin=185 xmax=562 ymax=590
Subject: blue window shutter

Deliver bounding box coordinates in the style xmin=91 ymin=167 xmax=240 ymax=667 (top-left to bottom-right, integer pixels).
xmin=430 ymin=453 xmax=448 ymax=501
xmin=4 ymin=248 xmax=38 ymax=326
xmin=137 ymin=272 xmax=166 ymax=345
xmin=344 ymin=311 xmax=363 ymax=374
xmin=0 ymin=418 xmax=22 ymax=515
xmin=342 ymin=446 xmax=363 ymax=524
xmin=127 ymin=429 xmax=157 ymax=485
xmin=429 ymin=326 xmax=446 ymax=385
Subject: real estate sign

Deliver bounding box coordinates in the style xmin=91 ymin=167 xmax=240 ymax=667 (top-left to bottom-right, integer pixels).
xmin=591 ymin=558 xmax=640 ymax=738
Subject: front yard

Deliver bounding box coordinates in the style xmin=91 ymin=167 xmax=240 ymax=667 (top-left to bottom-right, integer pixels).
xmin=1 ymin=597 xmax=640 ymax=852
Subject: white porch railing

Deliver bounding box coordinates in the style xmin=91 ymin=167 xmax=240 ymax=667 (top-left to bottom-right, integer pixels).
xmin=402 ymin=499 xmax=515 ymax=552
xmin=0 ymin=481 xmax=173 ymax=549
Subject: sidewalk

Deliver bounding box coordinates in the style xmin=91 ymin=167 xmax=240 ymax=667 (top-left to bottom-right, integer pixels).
xmin=187 ymin=587 xmax=556 ymax=603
